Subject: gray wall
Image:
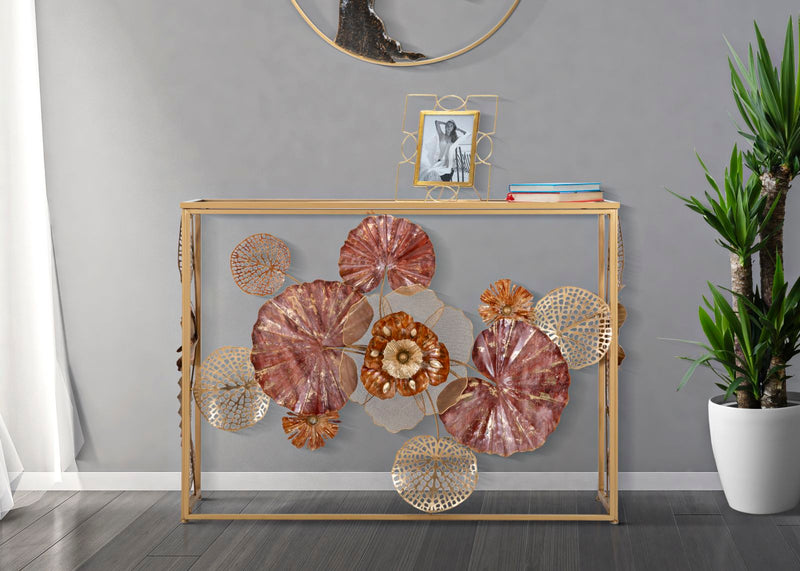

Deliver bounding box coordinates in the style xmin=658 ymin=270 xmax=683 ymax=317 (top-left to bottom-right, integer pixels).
xmin=34 ymin=0 xmax=800 ymax=473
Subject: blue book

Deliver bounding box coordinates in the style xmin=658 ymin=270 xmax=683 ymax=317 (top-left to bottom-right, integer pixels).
xmin=508 ymin=182 xmax=601 ymax=193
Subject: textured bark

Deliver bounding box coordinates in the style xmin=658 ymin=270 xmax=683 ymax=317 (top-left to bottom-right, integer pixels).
xmin=335 ymin=0 xmax=425 ymax=63
xmin=761 ymin=355 xmax=787 ymax=408
xmin=758 ymin=166 xmax=792 ymax=408
xmin=730 ymin=252 xmax=753 ymax=299
xmin=759 ymin=166 xmax=791 ymax=306
xmin=730 ymin=253 xmax=759 ymax=408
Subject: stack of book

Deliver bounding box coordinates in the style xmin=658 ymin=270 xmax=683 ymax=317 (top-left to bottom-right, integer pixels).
xmin=506 ymin=182 xmax=603 ymax=203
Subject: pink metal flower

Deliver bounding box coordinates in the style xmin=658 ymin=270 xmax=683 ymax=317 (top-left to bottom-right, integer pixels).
xmin=338 ymin=215 xmax=436 ymax=294
xmin=251 ymin=280 xmax=373 ymax=415
xmin=440 ymin=320 xmax=570 ymax=457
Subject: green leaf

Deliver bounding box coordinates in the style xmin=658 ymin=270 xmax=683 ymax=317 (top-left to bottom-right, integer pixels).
xmin=679 ymin=355 xmax=712 ymax=390
xmin=724 ymin=377 xmax=745 ymax=401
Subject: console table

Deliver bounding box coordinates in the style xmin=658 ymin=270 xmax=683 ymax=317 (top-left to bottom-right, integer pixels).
xmin=179 ymin=199 xmax=622 ymax=522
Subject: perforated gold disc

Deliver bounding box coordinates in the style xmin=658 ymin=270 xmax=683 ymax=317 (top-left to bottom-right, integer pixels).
xmin=194 ymin=346 xmax=269 ymax=432
xmin=230 ymin=234 xmax=291 ymax=296
xmin=391 ymin=435 xmax=478 ymax=513
xmin=533 ymin=286 xmax=613 ymax=370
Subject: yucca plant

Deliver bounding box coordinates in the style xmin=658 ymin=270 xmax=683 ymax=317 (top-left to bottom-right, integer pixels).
xmin=679 ymin=260 xmax=800 ymax=407
xmin=678 ymin=283 xmax=767 ymax=404
xmin=671 ymin=146 xmax=775 ymax=407
xmin=671 ymin=146 xmax=773 ymax=298
xmin=727 ymin=16 xmax=800 ymax=406
xmin=728 ymin=17 xmax=800 ymax=299
xmin=738 ymin=257 xmax=800 ymax=407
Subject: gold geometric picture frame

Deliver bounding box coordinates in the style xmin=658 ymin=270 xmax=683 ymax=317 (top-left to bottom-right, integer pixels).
xmin=396 ymin=94 xmax=499 ymax=201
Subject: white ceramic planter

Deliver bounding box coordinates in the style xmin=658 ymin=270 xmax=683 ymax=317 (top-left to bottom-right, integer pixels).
xmin=709 ymin=392 xmax=800 ymax=514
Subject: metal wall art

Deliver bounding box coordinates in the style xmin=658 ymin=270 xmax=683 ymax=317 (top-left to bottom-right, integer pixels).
xmin=252 ymin=280 xmax=373 ymax=415
xmin=478 ymin=278 xmax=534 ymax=324
xmin=392 ymin=435 xmax=478 ymax=513
xmin=230 ymin=233 xmax=293 ymax=296
xmin=192 ymin=213 xmax=620 ymax=513
xmin=194 ymin=346 xmax=269 ymax=432
xmin=339 ymin=214 xmax=435 ymax=292
xmin=291 ymin=1 xmax=519 ymax=67
xmin=396 ymin=94 xmax=499 ymax=201
xmin=534 ymin=286 xmax=613 ymax=370
xmin=282 ymin=411 xmax=340 ymax=450
xmin=350 ymin=287 xmax=473 ymax=433
xmin=440 ymin=320 xmax=571 ymax=457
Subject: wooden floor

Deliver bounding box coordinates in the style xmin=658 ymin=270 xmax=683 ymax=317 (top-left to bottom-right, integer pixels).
xmin=1 ymin=491 xmax=800 ymax=570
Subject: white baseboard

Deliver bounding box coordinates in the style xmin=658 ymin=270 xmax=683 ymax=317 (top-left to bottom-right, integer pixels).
xmin=16 ymin=471 xmax=722 ymax=491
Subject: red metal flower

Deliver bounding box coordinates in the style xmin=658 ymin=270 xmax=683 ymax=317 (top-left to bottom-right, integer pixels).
xmin=251 ymin=280 xmax=373 ymax=415
xmin=440 ymin=320 xmax=570 ymax=457
xmin=361 ymin=311 xmax=450 ymax=399
xmin=339 ymin=215 xmax=436 ymax=294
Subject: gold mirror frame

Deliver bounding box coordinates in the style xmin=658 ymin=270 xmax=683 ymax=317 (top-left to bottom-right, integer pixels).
xmin=290 ymin=0 xmax=520 ymax=67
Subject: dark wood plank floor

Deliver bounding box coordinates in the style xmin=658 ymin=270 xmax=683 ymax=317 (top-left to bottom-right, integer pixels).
xmin=1 ymin=491 xmax=799 ymax=570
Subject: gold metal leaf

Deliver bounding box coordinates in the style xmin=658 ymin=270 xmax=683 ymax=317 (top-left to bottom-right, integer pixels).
xmin=230 ymin=233 xmax=291 ymax=296
xmin=194 ymin=346 xmax=269 ymax=432
xmin=391 ymin=435 xmax=478 ymax=513
xmin=534 ymin=286 xmax=613 ymax=370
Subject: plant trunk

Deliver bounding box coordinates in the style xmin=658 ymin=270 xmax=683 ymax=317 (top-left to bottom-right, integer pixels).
xmin=759 ymin=167 xmax=791 ymax=305
xmin=730 ymin=253 xmax=759 ymax=408
xmin=758 ymin=166 xmax=792 ymax=408
xmin=762 ymin=355 xmax=787 ymax=409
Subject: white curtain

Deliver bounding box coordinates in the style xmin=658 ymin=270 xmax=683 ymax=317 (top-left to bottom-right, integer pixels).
xmin=0 ymin=0 xmax=84 ymax=517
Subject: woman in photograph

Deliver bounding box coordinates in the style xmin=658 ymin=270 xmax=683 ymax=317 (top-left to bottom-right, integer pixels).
xmin=421 ymin=119 xmax=468 ymax=182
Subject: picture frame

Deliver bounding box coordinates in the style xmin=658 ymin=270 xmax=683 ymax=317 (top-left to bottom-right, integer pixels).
xmin=413 ymin=110 xmax=480 ymax=187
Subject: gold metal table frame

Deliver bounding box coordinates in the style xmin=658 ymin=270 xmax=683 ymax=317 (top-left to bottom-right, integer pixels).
xmin=179 ymin=199 xmax=621 ymax=523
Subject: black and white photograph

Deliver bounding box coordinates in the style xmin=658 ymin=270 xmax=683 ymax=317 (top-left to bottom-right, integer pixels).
xmin=413 ymin=110 xmax=480 ymax=186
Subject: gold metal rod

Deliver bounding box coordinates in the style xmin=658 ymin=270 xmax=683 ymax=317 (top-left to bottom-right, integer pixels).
xmin=596 ymin=491 xmax=610 ymax=513
xmin=425 ymin=390 xmax=440 ymax=440
xmin=325 ymin=346 xmax=366 ymax=357
xmin=181 ymin=199 xmax=620 ymax=213
xmin=185 ymin=209 xmax=617 ymax=217
xmin=378 ymin=267 xmax=388 ymax=318
xmin=451 ymin=359 xmax=481 ymax=376
xmin=285 ymin=272 xmax=302 ymax=285
xmin=185 ymin=512 xmax=615 ymax=522
xmin=180 ymin=210 xmax=193 ymax=522
xmin=597 ymin=215 xmax=607 ymax=495
xmin=608 ymin=210 xmax=621 ymax=524
xmin=192 ymin=214 xmax=202 ymax=498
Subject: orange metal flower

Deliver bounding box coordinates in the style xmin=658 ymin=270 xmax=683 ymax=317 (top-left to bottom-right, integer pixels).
xmin=478 ymin=279 xmax=534 ymax=324
xmin=282 ymin=412 xmax=340 ymax=450
xmin=362 ymin=311 xmax=450 ymax=399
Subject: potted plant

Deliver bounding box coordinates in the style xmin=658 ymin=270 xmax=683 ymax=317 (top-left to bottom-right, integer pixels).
xmin=673 ymin=17 xmax=800 ymax=514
